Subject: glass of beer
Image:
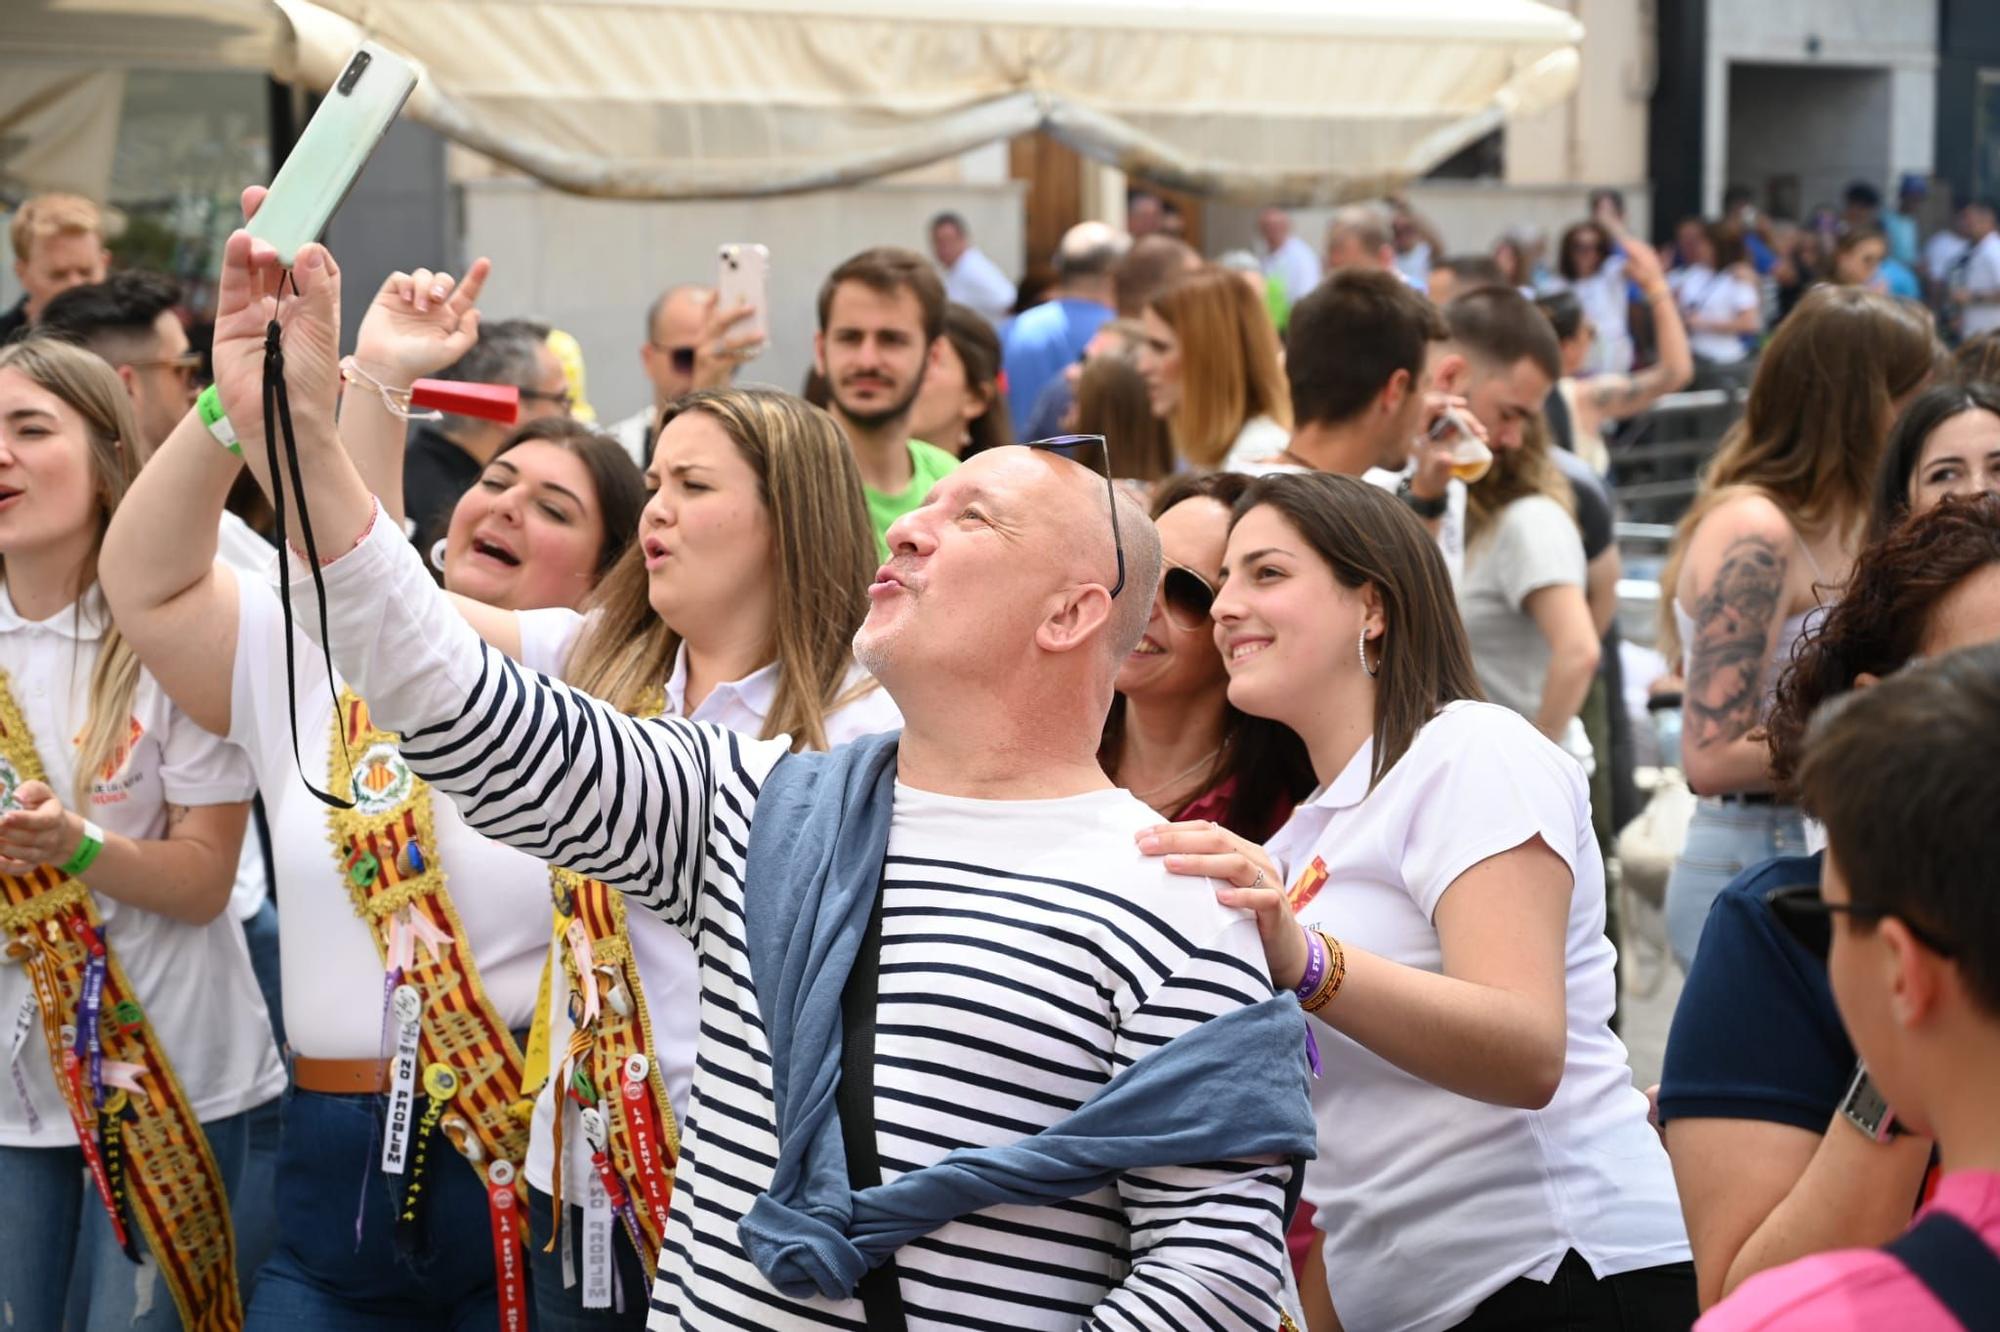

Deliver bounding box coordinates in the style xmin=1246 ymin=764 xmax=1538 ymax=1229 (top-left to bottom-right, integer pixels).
xmin=1429 ymin=408 xmax=1492 ymax=484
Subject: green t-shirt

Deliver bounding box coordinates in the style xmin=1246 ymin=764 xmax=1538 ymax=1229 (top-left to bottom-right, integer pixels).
xmin=864 ymin=439 xmax=959 ymax=562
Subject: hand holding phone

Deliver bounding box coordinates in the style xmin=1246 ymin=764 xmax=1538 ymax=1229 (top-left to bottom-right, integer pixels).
xmin=716 ymin=244 xmax=770 ymax=347
xmin=246 ymin=43 xmax=417 ymax=266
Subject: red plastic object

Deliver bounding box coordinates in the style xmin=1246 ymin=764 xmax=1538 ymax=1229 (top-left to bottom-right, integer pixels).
xmin=409 ymin=380 xmax=519 ymax=425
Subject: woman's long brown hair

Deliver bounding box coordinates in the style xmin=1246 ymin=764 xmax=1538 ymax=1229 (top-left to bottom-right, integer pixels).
xmin=1237 ymin=473 xmax=1485 ymax=790
xmin=0 ymin=339 xmax=142 ymax=806
xmin=1659 ymin=285 xmax=1937 ymax=660
xmin=1149 ymin=266 xmax=1291 ymax=470
xmin=563 ymin=388 xmax=878 ymax=751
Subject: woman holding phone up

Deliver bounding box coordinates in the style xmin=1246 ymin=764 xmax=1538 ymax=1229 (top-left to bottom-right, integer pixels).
xmin=1137 ymin=473 xmax=1691 ymax=1331
xmin=100 ymin=210 xmax=643 ymax=1328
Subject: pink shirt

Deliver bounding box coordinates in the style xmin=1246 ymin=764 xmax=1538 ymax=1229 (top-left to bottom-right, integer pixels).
xmin=1697 ymin=1170 xmax=2000 ymax=1331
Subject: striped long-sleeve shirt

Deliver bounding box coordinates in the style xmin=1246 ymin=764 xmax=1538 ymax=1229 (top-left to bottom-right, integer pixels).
xmin=305 ymin=505 xmax=1296 ymax=1331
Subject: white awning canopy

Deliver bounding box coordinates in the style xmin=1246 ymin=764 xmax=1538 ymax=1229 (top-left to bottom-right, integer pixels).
xmin=6 ymin=0 xmax=1583 ymax=203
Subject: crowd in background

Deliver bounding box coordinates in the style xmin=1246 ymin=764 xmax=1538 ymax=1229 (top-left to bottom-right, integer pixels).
xmin=0 ymin=165 xmax=1996 ymax=1332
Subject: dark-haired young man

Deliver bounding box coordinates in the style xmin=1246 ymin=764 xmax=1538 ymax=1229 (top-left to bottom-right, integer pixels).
xmin=1248 ymin=269 xmax=1467 ymax=576
xmin=40 ymin=269 xmax=199 ymax=459
xmin=1699 ymin=642 xmax=2000 ymax=1330
xmin=815 ymin=247 xmax=959 ymax=559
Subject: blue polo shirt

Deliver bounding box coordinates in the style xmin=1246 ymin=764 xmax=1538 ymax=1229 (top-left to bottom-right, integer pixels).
xmin=1001 ymin=297 xmax=1112 ymax=433
xmin=1658 ymin=852 xmax=1852 ymax=1131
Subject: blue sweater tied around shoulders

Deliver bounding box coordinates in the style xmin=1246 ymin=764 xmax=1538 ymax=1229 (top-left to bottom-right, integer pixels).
xmin=733 ymin=729 xmax=1317 ymax=1301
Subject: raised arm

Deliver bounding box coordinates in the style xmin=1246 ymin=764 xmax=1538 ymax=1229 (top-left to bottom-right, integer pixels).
xmin=207 ymin=228 xmax=745 ymax=929
xmin=1580 ymin=239 xmax=1695 ymax=430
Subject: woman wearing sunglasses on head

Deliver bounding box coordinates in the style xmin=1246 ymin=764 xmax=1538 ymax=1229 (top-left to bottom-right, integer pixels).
xmin=1658 ymin=493 xmax=2000 ymax=1313
xmin=443 ymin=384 xmax=903 ymax=1328
xmin=99 ymin=219 xmax=643 ymax=1328
xmin=1137 ymin=472 xmax=1691 ymax=1332
xmin=1099 ymin=472 xmax=1313 ymax=837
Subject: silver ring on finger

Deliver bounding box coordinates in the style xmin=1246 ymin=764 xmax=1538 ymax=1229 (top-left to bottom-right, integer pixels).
xmin=1248 ymin=867 xmax=1265 ymax=891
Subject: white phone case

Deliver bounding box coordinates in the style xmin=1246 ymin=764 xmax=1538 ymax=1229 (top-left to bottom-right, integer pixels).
xmin=246 ymin=42 xmax=417 ymax=265
xmin=717 ymin=243 xmax=771 ymax=346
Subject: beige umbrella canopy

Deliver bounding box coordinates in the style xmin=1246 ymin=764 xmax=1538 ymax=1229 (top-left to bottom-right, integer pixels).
xmin=7 ymin=0 xmax=1581 ymax=203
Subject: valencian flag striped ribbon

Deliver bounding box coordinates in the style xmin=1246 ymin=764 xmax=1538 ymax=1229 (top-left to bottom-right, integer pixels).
xmin=328 ymin=690 xmax=531 ymax=1328
xmin=0 ymin=671 xmax=242 ymax=1331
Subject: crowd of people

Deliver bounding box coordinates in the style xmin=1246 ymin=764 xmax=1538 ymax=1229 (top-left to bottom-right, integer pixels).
xmin=0 ymin=164 xmax=1995 ymax=1332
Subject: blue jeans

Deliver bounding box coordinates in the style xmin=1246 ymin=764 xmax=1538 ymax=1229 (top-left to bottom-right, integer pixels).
xmin=526 ymin=1184 xmax=652 ymax=1330
xmin=1665 ymin=799 xmax=1808 ymax=969
xmin=0 ymin=1105 xmax=254 ymax=1332
xmin=244 ymin=1087 xmax=503 ymax=1331
xmin=236 ymin=898 xmax=285 ymax=1289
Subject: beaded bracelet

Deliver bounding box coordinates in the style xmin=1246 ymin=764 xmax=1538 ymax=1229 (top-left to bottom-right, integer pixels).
xmin=1301 ymin=929 xmax=1346 ymax=1013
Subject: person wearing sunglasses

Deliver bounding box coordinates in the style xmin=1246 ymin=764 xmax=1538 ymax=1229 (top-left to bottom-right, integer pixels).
xmin=607 ymin=285 xmax=763 ymax=468
xmin=403 ymin=315 xmax=576 ymax=559
xmin=1659 ymin=494 xmax=2000 ymax=1312
xmin=1697 ymin=641 xmax=2000 ymax=1331
xmin=1099 ymin=471 xmax=1313 ymax=834
xmin=201 ymin=208 xmax=1314 ymax=1332
xmin=1138 ymin=473 xmax=1691 ymax=1332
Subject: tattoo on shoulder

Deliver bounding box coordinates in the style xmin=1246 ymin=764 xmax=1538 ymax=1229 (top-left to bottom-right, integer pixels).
xmin=1685 ymin=535 xmax=1787 ymax=748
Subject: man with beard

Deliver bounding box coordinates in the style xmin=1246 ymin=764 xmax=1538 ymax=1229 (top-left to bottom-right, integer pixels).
xmin=813 ymin=247 xmax=959 ymax=559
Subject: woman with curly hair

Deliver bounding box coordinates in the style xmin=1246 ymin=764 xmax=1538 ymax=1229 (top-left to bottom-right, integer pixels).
xmin=1657 ymin=493 xmax=2000 ymax=1311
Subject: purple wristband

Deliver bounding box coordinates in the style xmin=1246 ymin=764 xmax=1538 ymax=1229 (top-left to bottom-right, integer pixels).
xmin=1293 ymin=926 xmax=1326 ymax=1001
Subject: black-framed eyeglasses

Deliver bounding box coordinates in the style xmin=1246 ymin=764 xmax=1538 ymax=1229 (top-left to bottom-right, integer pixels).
xmin=651 ymin=342 xmax=698 ymax=374
xmin=1024 ymin=433 xmax=1125 ymax=598
xmin=1160 ymin=562 xmax=1216 ymax=632
xmin=1764 ymin=883 xmax=1957 ymax=963
xmin=520 ymin=385 xmax=576 ymax=413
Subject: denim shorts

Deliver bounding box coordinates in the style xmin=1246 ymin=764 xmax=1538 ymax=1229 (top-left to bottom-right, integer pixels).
xmin=1665 ymin=799 xmax=1808 ymax=969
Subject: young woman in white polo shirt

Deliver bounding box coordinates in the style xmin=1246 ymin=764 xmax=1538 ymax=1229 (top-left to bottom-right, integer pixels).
xmin=0 ymin=338 xmax=282 ymax=1332
xmin=98 ymin=244 xmax=645 ymax=1328
xmin=446 ymin=385 xmax=902 ymax=1327
xmin=1139 ymin=471 xmax=1692 ymax=1331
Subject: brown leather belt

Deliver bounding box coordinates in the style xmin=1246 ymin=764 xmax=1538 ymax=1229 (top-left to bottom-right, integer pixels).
xmin=292 ymin=1055 xmax=390 ymax=1095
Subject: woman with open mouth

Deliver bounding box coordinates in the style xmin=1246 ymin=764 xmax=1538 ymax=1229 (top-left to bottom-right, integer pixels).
xmin=100 ymin=235 xmax=645 ymax=1329
xmin=0 ymin=336 xmax=278 ymax=1332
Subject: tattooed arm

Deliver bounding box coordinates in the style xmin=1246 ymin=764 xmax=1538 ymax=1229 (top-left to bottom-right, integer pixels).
xmin=1679 ymin=500 xmax=1800 ymax=794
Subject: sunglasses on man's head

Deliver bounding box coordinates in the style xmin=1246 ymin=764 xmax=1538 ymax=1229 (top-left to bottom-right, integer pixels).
xmin=1763 ymin=883 xmax=1957 ymax=963
xmin=1023 ymin=433 xmax=1126 ymax=599
xmin=1161 ymin=563 xmax=1216 ymax=632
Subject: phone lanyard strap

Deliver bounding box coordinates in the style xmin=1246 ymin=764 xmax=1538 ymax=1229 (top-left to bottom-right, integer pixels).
xmin=263 ymin=276 xmax=356 ymax=811
xmin=340 ymin=357 xmax=443 ymax=422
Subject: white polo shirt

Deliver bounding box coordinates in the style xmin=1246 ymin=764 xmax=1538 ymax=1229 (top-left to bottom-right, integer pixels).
xmin=228 ymin=570 xmax=550 ymax=1059
xmin=0 ymin=584 xmax=283 ymax=1145
xmin=514 ymin=608 xmax=904 ymax=1198
xmin=1265 ymin=701 xmax=1687 ymax=1331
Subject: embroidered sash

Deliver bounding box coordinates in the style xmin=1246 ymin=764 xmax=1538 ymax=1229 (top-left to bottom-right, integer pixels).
xmin=0 ymin=671 xmax=242 ymax=1332
xmin=525 ymin=691 xmax=680 ymax=1276
xmin=324 ymin=689 xmax=530 ymax=1178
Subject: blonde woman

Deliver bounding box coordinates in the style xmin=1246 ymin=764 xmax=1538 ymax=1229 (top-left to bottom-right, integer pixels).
xmin=1658 ymin=285 xmax=1936 ymax=968
xmin=101 ymin=235 xmax=640 ymax=1327
xmin=1137 ymin=265 xmax=1293 ymax=471
xmin=0 ymin=338 xmax=280 ymax=1331
xmin=449 ymin=386 xmax=902 ymax=1326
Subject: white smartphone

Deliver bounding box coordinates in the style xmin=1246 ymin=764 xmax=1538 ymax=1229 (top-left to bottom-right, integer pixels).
xmin=246 ymin=43 xmax=418 ymax=266
xmin=717 ymin=243 xmax=770 ymax=349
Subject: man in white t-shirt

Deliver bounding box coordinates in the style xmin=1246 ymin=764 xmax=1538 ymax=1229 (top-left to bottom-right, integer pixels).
xmin=1257 ymin=206 xmax=1322 ymax=306
xmin=929 ymin=211 xmax=1017 ymax=329
xmin=1952 ymin=199 xmax=2000 ymax=339
xmin=1237 ymin=268 xmax=1471 ymax=581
